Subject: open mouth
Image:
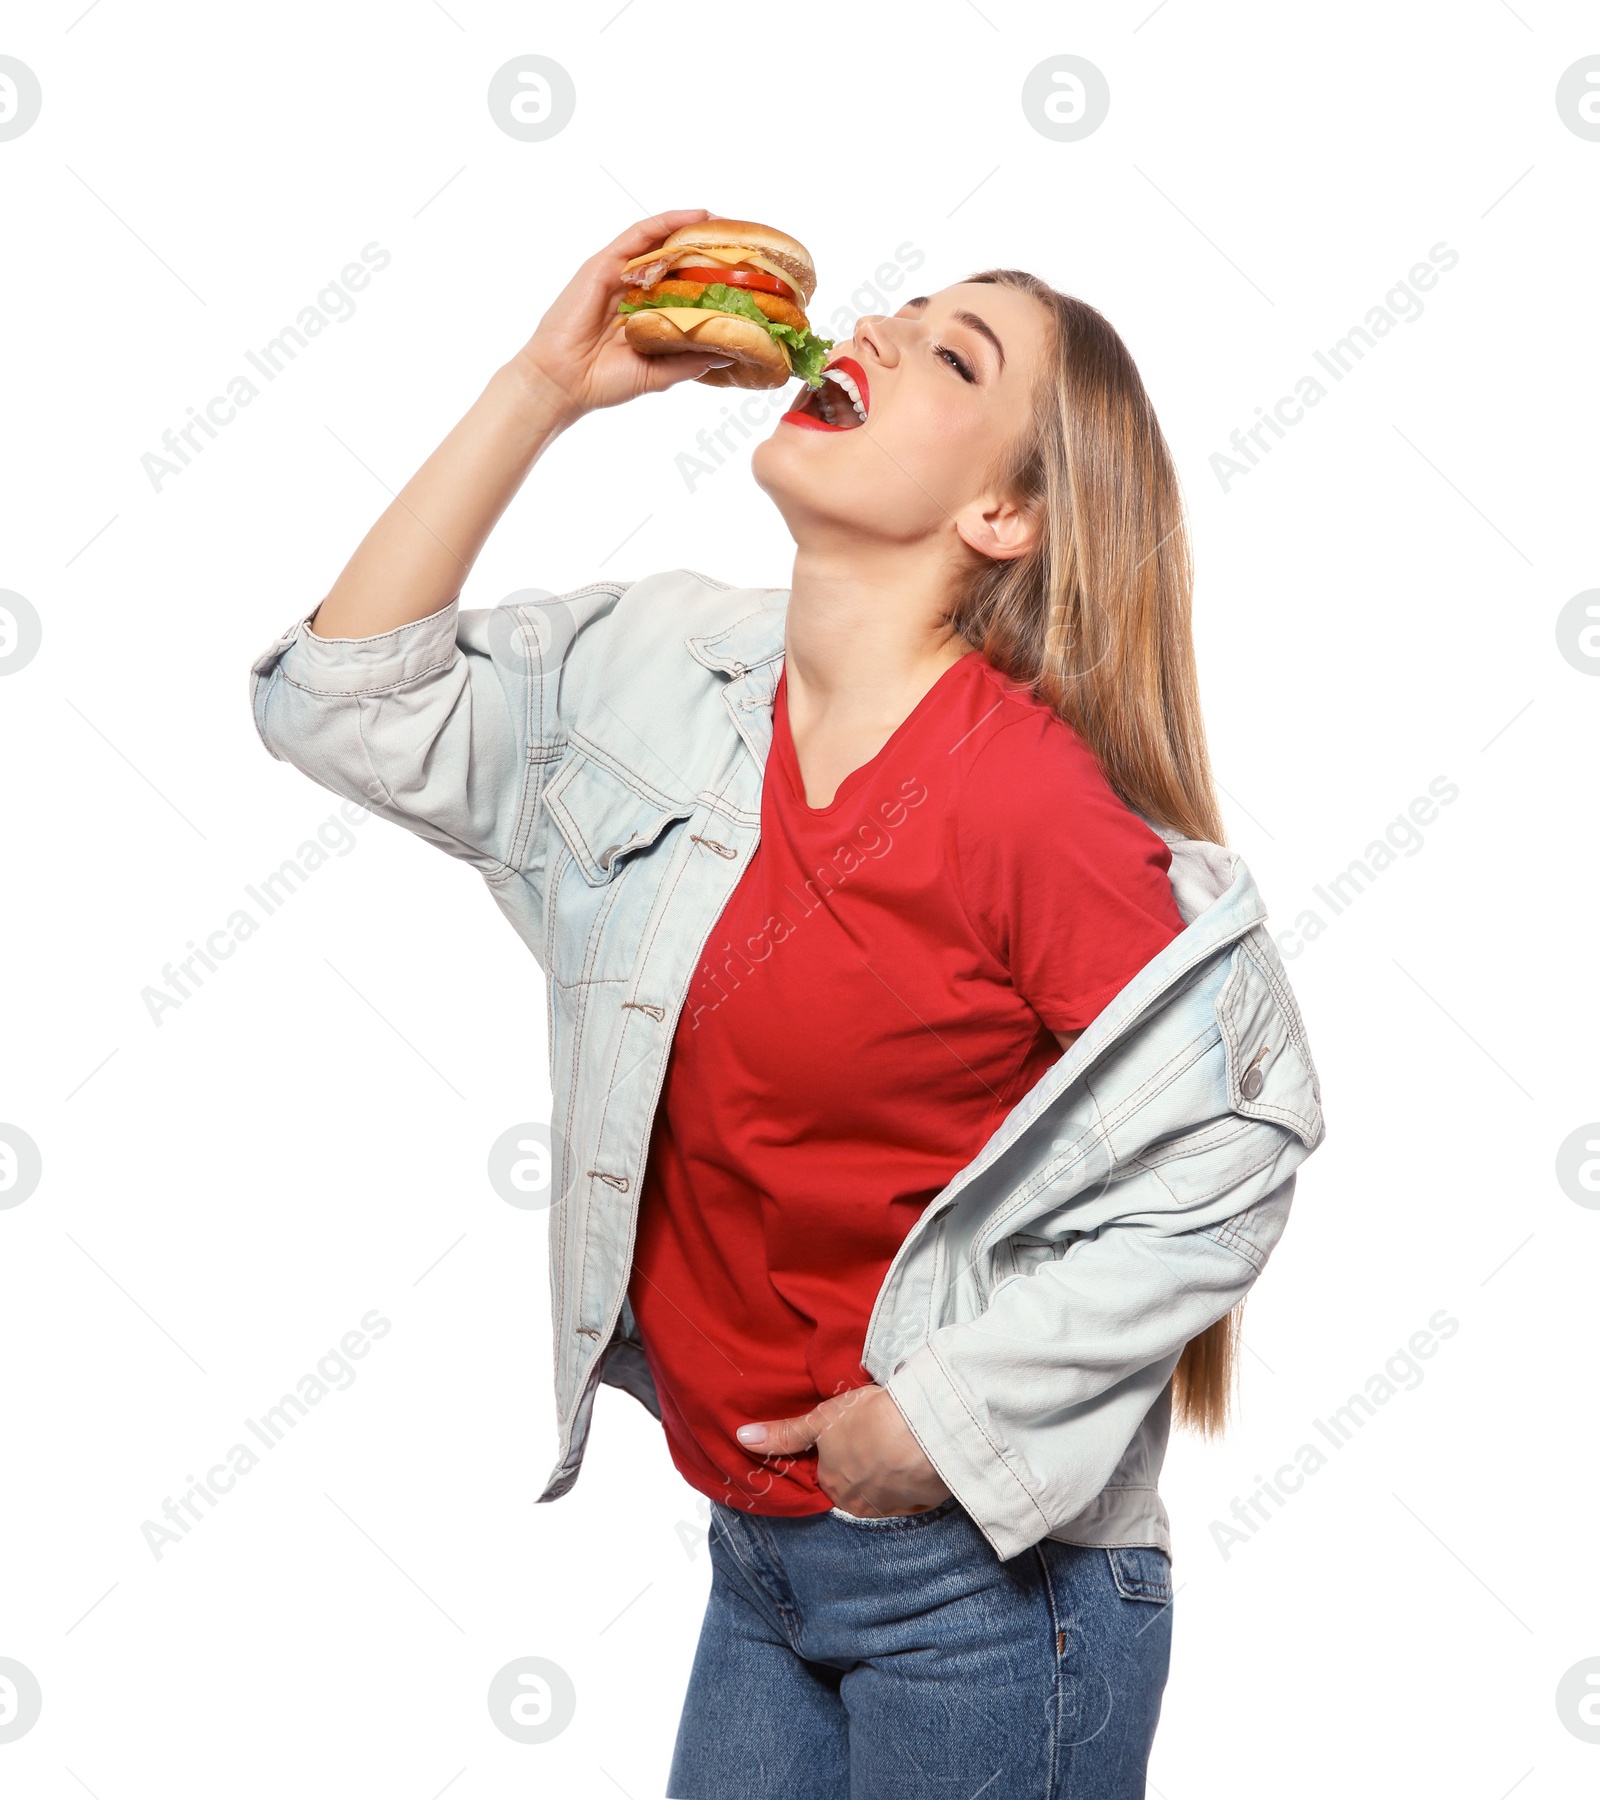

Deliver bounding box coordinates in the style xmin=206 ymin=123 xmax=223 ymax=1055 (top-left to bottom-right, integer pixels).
xmin=781 ymin=355 xmax=870 ymax=432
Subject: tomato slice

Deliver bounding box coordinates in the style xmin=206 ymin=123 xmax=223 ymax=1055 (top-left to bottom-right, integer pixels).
xmin=668 ymin=264 xmax=801 ymax=306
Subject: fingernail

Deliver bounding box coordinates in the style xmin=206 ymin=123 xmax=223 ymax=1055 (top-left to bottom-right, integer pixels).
xmin=736 ymin=1424 xmax=766 ymax=1446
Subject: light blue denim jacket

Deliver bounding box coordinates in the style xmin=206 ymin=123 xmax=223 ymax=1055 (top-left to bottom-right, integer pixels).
xmin=249 ymin=568 xmax=1326 ymax=1562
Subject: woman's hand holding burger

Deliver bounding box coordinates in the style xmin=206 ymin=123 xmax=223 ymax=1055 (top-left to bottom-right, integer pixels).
xmin=513 ymin=208 xmax=736 ymax=425
xmin=306 ymin=209 xmax=735 ymax=642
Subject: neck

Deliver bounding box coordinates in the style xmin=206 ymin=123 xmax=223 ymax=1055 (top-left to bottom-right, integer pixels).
xmin=782 ymin=538 xmax=971 ymax=727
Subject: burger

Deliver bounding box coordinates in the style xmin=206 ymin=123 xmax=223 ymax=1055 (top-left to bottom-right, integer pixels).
xmin=615 ymin=219 xmax=834 ymax=391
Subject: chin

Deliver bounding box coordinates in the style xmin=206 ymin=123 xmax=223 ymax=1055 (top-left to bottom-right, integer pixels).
xmin=751 ymin=422 xmax=852 ymax=492
xmin=748 ymin=440 xmax=801 ymax=525
xmin=749 ymin=432 xmax=803 ymax=502
xmin=749 ymin=432 xmax=837 ymax=495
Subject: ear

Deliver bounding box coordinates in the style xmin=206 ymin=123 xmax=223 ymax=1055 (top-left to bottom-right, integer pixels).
xmin=952 ymin=486 xmax=1042 ymax=564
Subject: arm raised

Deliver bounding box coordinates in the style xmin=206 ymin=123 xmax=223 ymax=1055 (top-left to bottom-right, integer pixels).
xmin=308 ymin=208 xmax=733 ymax=642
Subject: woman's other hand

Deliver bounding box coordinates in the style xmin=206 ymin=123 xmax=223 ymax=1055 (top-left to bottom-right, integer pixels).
xmin=736 ymin=1384 xmax=953 ymax=1518
xmin=513 ymin=209 xmax=735 ymax=425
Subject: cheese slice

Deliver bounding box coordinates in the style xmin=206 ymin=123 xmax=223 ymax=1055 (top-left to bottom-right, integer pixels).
xmin=619 ymin=243 xmax=750 ymax=272
xmin=625 ymin=303 xmax=794 ymax=369
xmin=635 ymin=305 xmax=714 ymax=333
xmin=620 ymin=243 xmax=805 ymax=299
xmin=671 ymin=247 xmax=805 ymax=291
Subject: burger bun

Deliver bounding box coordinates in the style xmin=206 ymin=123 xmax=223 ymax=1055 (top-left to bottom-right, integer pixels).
xmin=651 ymin=218 xmax=817 ymax=306
xmin=622 ymin=307 xmax=792 ymax=390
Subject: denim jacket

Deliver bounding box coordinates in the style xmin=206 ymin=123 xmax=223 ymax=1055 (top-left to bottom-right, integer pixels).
xmin=249 ymin=568 xmax=1326 ymax=1562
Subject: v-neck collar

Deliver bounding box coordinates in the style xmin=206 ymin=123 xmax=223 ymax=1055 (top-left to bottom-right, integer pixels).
xmin=773 ymin=651 xmax=981 ymax=815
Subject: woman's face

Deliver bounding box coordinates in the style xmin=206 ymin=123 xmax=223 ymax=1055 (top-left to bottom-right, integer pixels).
xmin=751 ymin=281 xmax=1054 ymax=563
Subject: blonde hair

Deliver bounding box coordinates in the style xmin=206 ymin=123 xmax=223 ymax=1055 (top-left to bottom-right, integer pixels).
xmin=951 ymin=270 xmax=1236 ymax=1434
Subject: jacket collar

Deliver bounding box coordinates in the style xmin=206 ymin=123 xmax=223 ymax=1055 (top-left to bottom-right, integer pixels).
xmin=685 ymin=587 xmax=789 ymax=675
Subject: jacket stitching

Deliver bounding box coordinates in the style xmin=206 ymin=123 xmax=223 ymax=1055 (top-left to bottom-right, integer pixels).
xmin=1178 ymin=1137 xmax=1292 ymax=1219
xmin=1201 ymin=1184 xmax=1293 ymax=1268
xmin=554 ymin=964 xmax=593 ymax=1353
xmin=1241 ymin=926 xmax=1314 ymax=1068
xmin=693 ymin=790 xmax=761 ymax=827
xmin=573 ymin=763 xmax=749 ymax=1373
xmin=506 ymin=607 xmax=545 ymax=872
xmin=564 ymin=732 xmax=694 ymax=813
xmin=348 ymin=696 xmax=516 ymax=882
xmin=546 ymin=942 xmax=567 ymax=1348
xmin=250 ymin=669 xmax=285 ymax=762
xmin=543 ymin=837 xmax=569 ymax=975
xmin=957 ymin=1051 xmax=1281 ymax=1317
xmin=1217 ymin=949 xmax=1319 ymax=1142
xmin=348 ymin=696 xmax=395 ymax=811
xmin=1096 ymin=1013 xmax=1220 ymax=1124
xmin=925 ymin=1214 xmax=946 ymax=1344
xmin=546 ymin=851 xmax=632 ymax=987
xmin=1130 ymin=1116 xmax=1256 ymax=1171
xmin=567 ymin=817 xmax=625 ymax=1345
xmin=507 ymin=608 xmax=549 ymax=871
xmin=558 ymin=831 xmax=610 ymax=1351
xmin=686 ymin=596 xmax=789 ymax=669
xmin=1239 ymin=926 xmax=1319 ymax=1094
xmin=543 ymin=842 xmax=573 ymax=1344
xmin=919 ymin=1336 xmax=1053 ymax=1533
xmin=956 ymin=1023 xmax=1218 ymax=1279
xmin=509 ymin=745 xmax=567 ymax=885
xmin=1205 ymin=1222 xmax=1267 ymax=1271
xmin=274 ymin=650 xmax=458 ymax=699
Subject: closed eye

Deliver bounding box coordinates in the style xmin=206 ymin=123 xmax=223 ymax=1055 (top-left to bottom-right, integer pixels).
xmin=934 ymin=342 xmax=975 ymax=383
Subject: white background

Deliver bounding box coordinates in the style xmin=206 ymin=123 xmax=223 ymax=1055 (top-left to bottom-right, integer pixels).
xmin=2 ymin=1 xmax=1597 ymax=1795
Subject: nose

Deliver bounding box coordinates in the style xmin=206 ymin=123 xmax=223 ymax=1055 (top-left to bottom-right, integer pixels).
xmin=852 ymin=314 xmax=896 ymax=366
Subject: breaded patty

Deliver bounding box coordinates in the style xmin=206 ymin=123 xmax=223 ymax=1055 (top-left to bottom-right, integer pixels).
xmin=623 ymin=280 xmax=808 ymax=332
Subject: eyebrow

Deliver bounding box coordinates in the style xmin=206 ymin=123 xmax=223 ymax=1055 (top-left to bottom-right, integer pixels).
xmin=902 ymin=294 xmax=1006 ymax=373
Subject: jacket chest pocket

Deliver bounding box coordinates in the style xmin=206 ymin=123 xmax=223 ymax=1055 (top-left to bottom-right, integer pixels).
xmin=995 ymin=1229 xmax=1078 ymax=1287
xmin=541 ymin=749 xmax=693 ymax=987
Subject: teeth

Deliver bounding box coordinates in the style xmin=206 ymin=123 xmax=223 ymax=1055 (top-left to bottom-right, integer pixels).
xmin=822 ymin=365 xmax=868 ymax=424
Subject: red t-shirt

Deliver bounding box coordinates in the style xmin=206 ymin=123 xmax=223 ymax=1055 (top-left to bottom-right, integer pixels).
xmin=627 ymin=650 xmax=1187 ymax=1516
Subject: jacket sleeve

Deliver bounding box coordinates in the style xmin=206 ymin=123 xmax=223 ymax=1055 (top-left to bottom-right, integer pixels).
xmin=884 ymin=1165 xmax=1298 ymax=1562
xmin=247 ymin=585 xmax=625 ymax=922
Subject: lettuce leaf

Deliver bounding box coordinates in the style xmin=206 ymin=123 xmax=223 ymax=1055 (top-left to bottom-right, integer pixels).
xmin=618 ymin=281 xmax=835 ymax=387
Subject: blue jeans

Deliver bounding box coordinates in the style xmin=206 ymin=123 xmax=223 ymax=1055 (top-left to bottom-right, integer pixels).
xmin=669 ymin=1494 xmax=1173 ymax=1799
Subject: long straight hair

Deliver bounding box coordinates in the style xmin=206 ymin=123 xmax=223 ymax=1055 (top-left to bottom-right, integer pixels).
xmin=950 ymin=270 xmax=1237 ymax=1434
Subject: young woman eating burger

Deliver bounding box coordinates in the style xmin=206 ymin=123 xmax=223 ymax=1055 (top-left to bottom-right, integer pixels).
xmin=250 ymin=207 xmax=1325 ymax=1798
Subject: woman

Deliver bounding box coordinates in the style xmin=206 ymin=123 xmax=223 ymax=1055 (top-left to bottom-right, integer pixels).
xmin=250 ymin=209 xmax=1325 ymax=1797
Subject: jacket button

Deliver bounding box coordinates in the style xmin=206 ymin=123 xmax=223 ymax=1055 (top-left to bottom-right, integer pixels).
xmin=1240 ymin=1063 xmax=1265 ymax=1099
